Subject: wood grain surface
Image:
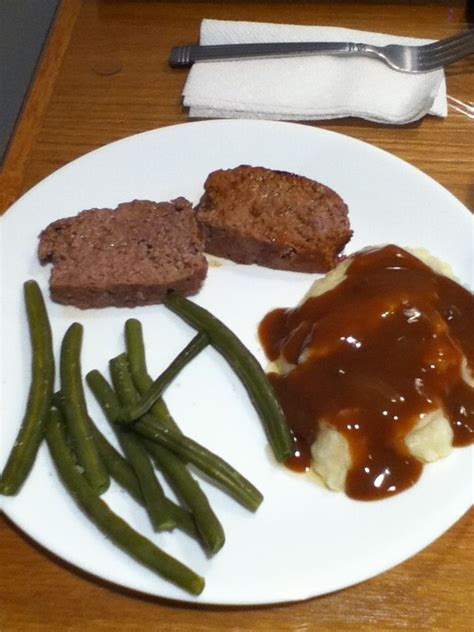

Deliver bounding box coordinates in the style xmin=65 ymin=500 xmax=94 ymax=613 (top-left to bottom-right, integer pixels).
xmin=1 ymin=2 xmax=473 ymax=631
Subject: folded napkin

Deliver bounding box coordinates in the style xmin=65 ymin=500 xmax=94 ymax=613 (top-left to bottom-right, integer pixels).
xmin=183 ymin=20 xmax=447 ymax=124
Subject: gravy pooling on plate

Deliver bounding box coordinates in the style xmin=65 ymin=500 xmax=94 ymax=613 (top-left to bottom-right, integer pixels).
xmin=258 ymin=245 xmax=474 ymax=501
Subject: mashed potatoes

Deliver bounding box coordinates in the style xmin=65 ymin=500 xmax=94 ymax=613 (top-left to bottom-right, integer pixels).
xmin=260 ymin=245 xmax=474 ymax=499
xmin=309 ymin=249 xmax=464 ymax=492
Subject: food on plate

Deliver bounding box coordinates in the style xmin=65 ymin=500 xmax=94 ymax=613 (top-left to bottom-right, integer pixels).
xmin=88 ymin=412 xmax=199 ymax=539
xmin=116 ymin=331 xmax=209 ymax=424
xmin=37 ymin=165 xmax=352 ymax=310
xmin=1 ymin=283 xmax=265 ymax=595
xmin=0 ymin=281 xmax=54 ymax=495
xmin=142 ymin=431 xmax=225 ymax=554
xmin=88 ymin=367 xmax=264 ymax=514
xmin=110 ymin=349 xmax=226 ymax=553
xmin=45 ymin=408 xmax=206 ymax=596
xmin=123 ymin=318 xmax=224 ymax=549
xmin=258 ymin=244 xmax=474 ymax=500
xmin=38 ymin=198 xmax=208 ymax=308
xmin=164 ymin=293 xmax=294 ymax=462
xmin=111 ymin=355 xmax=179 ymax=533
xmin=195 ymin=165 xmax=352 ymax=273
xmin=60 ymin=322 xmax=110 ymax=494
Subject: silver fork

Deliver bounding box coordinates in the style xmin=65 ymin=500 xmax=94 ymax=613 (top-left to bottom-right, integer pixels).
xmin=169 ymin=30 xmax=474 ymax=73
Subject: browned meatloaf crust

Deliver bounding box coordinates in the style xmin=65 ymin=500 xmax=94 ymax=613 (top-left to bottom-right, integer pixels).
xmin=38 ymin=198 xmax=208 ymax=308
xmin=195 ymin=165 xmax=352 ymax=273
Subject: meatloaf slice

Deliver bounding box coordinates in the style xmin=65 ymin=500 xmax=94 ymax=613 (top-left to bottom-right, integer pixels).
xmin=38 ymin=198 xmax=208 ymax=308
xmin=195 ymin=165 xmax=352 ymax=273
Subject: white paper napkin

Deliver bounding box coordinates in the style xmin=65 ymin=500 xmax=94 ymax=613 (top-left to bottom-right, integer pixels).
xmin=183 ymin=19 xmax=447 ymax=124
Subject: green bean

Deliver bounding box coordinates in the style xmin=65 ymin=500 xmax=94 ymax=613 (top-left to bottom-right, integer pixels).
xmin=124 ymin=318 xmax=153 ymax=393
xmin=112 ymin=347 xmax=224 ymax=554
xmin=89 ymin=417 xmax=199 ymax=540
xmin=164 ymin=294 xmax=293 ymax=463
xmin=142 ymin=437 xmax=225 ymax=554
xmin=86 ymin=369 xmax=263 ymax=512
xmin=87 ymin=368 xmax=125 ymax=422
xmin=83 ymin=375 xmax=142 ymax=505
xmin=90 ymin=419 xmax=143 ymax=503
xmin=45 ymin=407 xmax=204 ymax=596
xmin=0 ymin=281 xmax=55 ymax=495
xmin=109 ymin=355 xmax=176 ymax=532
xmin=60 ymin=323 xmax=109 ymax=493
xmin=109 ymin=354 xmax=138 ymax=408
xmin=87 ymin=370 xmax=123 ymax=421
xmin=118 ymin=332 xmax=209 ymax=423
xmin=125 ymin=318 xmax=180 ymax=433
xmin=134 ymin=419 xmax=263 ymax=512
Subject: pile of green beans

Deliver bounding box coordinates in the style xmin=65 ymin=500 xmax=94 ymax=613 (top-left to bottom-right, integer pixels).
xmin=1 ymin=281 xmax=273 ymax=597
xmin=45 ymin=408 xmax=204 ymax=596
xmin=117 ymin=332 xmax=209 ymax=423
xmin=88 ymin=414 xmax=198 ymax=539
xmin=87 ymin=367 xmax=263 ymax=513
xmin=109 ymin=355 xmax=176 ymax=533
xmin=163 ymin=294 xmax=294 ymax=462
xmin=109 ymin=351 xmax=225 ymax=555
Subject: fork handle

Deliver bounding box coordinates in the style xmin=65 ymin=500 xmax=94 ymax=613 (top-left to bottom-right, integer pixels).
xmin=169 ymin=41 xmax=359 ymax=67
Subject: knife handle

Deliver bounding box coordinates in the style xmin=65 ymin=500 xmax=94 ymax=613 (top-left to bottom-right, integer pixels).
xmin=169 ymin=42 xmax=353 ymax=68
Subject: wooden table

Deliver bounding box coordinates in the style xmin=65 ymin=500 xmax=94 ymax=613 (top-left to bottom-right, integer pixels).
xmin=1 ymin=2 xmax=473 ymax=630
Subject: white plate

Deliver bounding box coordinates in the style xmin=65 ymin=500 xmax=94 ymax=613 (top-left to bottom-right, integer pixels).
xmin=0 ymin=120 xmax=472 ymax=605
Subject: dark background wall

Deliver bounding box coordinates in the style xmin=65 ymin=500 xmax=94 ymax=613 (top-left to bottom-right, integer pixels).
xmin=0 ymin=0 xmax=60 ymax=166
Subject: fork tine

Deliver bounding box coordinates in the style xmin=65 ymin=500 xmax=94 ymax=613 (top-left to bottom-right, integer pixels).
xmin=418 ymin=39 xmax=474 ymax=70
xmin=421 ymin=30 xmax=474 ymax=54
xmin=422 ymin=38 xmax=474 ymax=64
xmin=420 ymin=36 xmax=474 ymax=62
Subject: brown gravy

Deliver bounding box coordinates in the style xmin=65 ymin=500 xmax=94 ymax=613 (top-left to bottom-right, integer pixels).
xmin=258 ymin=245 xmax=474 ymax=500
